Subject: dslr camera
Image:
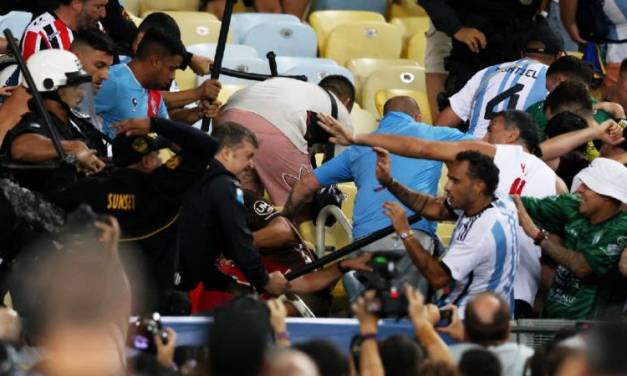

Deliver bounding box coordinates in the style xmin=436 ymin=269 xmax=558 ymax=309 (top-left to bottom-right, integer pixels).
xmin=127 ymin=312 xmax=169 ymax=355
xmin=354 ymin=252 xmax=408 ymax=318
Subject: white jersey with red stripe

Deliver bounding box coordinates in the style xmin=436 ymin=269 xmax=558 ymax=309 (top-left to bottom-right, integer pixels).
xmin=21 ymin=12 xmax=74 ymax=60
xmin=493 ymin=144 xmax=557 ymax=306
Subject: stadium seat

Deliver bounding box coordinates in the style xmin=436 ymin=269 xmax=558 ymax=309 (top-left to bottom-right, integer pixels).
xmin=197 ymin=57 xmax=271 ymax=86
xmin=187 ymin=43 xmax=259 ymax=60
xmin=390 ymin=17 xmax=429 ymax=58
xmin=241 ymin=21 xmax=317 ymax=57
xmin=128 ymin=13 xmax=143 ymax=27
xmin=0 ymin=11 xmax=32 ymax=41
xmin=139 ymin=0 xmax=199 ymax=16
xmin=406 ymin=31 xmax=428 ymax=65
xmin=309 ymin=10 xmax=385 ymax=53
xmin=323 ymin=21 xmax=403 ymax=66
xmin=374 ymin=88 xmax=432 ymax=124
xmin=146 ymin=11 xmax=229 ymax=46
xmin=122 ymin=0 xmax=140 ymax=16
xmin=217 ymin=84 xmax=245 ymax=103
xmin=437 ymin=222 xmax=455 ymax=247
xmin=285 ymin=64 xmax=354 ymax=84
xmin=231 ymin=13 xmax=300 ymax=42
xmin=309 ymin=0 xmax=388 ymax=15
xmin=361 ymin=65 xmax=426 ymax=118
xmin=346 ymin=58 xmax=421 ymax=101
xmin=388 ymin=0 xmax=428 ymax=18
xmin=275 ymin=57 xmax=338 ymax=73
xmin=566 ymin=51 xmax=583 ymax=59
xmin=350 ymin=105 xmax=378 ymax=134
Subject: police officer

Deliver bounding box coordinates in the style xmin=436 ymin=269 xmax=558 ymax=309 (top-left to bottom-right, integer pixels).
xmin=419 ymin=0 xmax=542 ymax=97
xmin=1 ymin=49 xmax=107 ymax=196
xmin=52 ymin=116 xmax=218 ymax=313
xmin=178 ymin=121 xmax=290 ymax=298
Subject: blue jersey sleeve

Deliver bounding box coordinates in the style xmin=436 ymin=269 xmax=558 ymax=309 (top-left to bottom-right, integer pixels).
xmin=313 ymin=148 xmax=353 ymax=186
xmin=158 ymin=97 xmax=169 ymax=119
xmin=417 ymin=124 xmax=476 ymax=142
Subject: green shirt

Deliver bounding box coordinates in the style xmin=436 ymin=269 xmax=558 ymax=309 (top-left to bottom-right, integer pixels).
xmin=521 ymin=194 xmax=627 ymax=319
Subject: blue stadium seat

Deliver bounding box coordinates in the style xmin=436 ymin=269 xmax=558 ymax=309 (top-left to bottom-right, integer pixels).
xmin=231 ymin=13 xmax=300 ymax=42
xmin=276 ymin=56 xmax=337 ymax=74
xmin=187 ymin=43 xmax=259 ymax=60
xmin=310 ymin=0 xmax=388 ymax=15
xmin=285 ymin=64 xmax=354 ymax=84
xmin=0 ymin=11 xmax=32 ymax=40
xmin=197 ymin=57 xmax=271 ymax=86
xmin=241 ymin=21 xmax=317 ymax=57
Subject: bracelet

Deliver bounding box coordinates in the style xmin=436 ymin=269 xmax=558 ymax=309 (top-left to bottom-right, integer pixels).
xmin=359 ymin=332 xmax=377 ymax=341
xmin=275 ymin=331 xmax=290 ymax=341
xmin=398 ymin=229 xmax=414 ymax=241
xmin=337 ymin=260 xmax=350 ymax=274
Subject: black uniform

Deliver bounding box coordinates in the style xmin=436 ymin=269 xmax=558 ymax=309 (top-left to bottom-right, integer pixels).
xmin=177 ymin=160 xmax=269 ymax=294
xmin=52 ymin=118 xmax=217 ymax=313
xmin=419 ymin=0 xmax=541 ymax=95
xmin=0 ymin=110 xmax=107 ymax=196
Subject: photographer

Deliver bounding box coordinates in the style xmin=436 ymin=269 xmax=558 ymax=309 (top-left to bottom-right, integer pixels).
xmin=437 ymin=293 xmax=534 ymax=375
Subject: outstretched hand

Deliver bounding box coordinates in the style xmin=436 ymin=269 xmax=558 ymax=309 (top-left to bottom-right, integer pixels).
xmin=112 ymin=118 xmax=151 ymax=136
xmin=374 ymin=147 xmax=392 ymax=186
xmin=317 ymin=113 xmax=355 ymax=146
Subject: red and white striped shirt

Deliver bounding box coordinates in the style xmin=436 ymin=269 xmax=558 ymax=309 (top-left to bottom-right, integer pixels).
xmin=21 ymin=12 xmax=74 ymax=61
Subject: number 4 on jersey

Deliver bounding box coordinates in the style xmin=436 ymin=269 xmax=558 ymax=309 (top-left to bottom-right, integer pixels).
xmin=484 ymin=83 xmax=525 ymax=120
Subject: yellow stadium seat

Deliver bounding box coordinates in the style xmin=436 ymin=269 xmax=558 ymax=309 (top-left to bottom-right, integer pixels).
xmin=361 ymin=65 xmax=426 ymax=117
xmin=139 ymin=0 xmax=199 ymax=16
xmin=437 ymin=222 xmax=455 ymax=247
xmin=437 ymin=164 xmax=448 ymax=196
xmin=566 ymin=51 xmax=583 ymax=59
xmin=175 ymin=69 xmax=196 ymax=91
xmin=351 ymin=106 xmax=379 ymax=134
xmin=123 ymin=0 xmax=140 ymax=16
xmin=406 ymin=30 xmax=428 ymax=65
xmin=127 ymin=12 xmax=143 ymax=27
xmin=388 ymin=0 xmax=428 ymax=18
xmin=375 ymin=89 xmax=432 ymax=124
xmin=309 ymin=10 xmax=385 ymax=53
xmin=144 ymin=11 xmax=228 ymax=46
xmin=217 ymin=84 xmax=245 ymax=103
xmin=391 ymin=17 xmax=429 ymax=59
xmin=346 ymin=58 xmax=421 ymax=102
xmin=323 ymin=21 xmax=403 ymax=66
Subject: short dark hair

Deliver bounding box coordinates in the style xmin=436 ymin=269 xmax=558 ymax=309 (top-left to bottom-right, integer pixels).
xmin=547 ymin=56 xmax=594 ymax=87
xmin=135 ymin=28 xmax=186 ymax=61
xmin=497 ymin=110 xmax=543 ymax=157
xmin=545 ymin=111 xmax=590 ymax=153
xmin=464 ymin=293 xmax=510 ymax=347
xmin=319 ymin=75 xmax=356 ymax=107
xmin=459 ymin=348 xmax=502 ymax=376
xmin=455 ymin=151 xmax=500 ymax=196
xmin=293 ymin=340 xmax=349 ymax=376
xmin=137 ymin=12 xmax=182 ymax=40
xmin=212 ymin=122 xmax=259 ymax=152
xmin=71 ymin=28 xmax=117 ymax=56
xmin=379 ymin=335 xmax=425 ymax=376
xmin=544 ymin=81 xmax=593 ymax=118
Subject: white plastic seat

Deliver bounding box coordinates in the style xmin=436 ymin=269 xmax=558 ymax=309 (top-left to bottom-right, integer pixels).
xmin=276 ymin=57 xmax=337 ymax=74
xmin=187 ymin=43 xmax=259 ymax=60
xmin=241 ymin=21 xmax=317 ymax=57
xmin=285 ymin=64 xmax=354 ymax=84
xmin=231 ymin=13 xmax=300 ymax=42
xmin=197 ymin=57 xmax=271 ymax=86
xmin=0 ymin=11 xmax=32 ymax=40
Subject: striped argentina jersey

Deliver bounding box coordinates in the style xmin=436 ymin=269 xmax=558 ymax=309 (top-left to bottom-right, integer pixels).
xmin=449 ymin=58 xmax=549 ymax=138
xmin=440 ymin=196 xmax=519 ymax=318
xmin=21 ymin=12 xmax=74 ymax=61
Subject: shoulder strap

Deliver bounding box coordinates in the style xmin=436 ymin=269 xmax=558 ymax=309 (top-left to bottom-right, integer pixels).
xmin=325 ymin=89 xmax=338 ymax=119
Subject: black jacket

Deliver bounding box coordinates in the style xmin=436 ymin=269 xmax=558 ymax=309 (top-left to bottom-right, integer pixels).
xmin=178 ymin=159 xmax=269 ymax=293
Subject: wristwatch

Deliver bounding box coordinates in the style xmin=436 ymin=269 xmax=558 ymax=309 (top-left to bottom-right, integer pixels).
xmin=398 ymin=229 xmax=415 ymax=241
xmin=533 ymin=229 xmax=549 ymax=245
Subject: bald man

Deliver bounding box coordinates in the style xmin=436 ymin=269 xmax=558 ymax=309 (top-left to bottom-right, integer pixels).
xmin=444 ymin=292 xmax=534 ymax=375
xmin=284 ymin=96 xmax=473 ymax=301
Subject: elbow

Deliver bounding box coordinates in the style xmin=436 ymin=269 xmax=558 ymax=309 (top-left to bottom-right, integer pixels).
xmin=573 ymin=266 xmax=593 ymax=279
xmin=429 ymin=272 xmax=451 ymax=290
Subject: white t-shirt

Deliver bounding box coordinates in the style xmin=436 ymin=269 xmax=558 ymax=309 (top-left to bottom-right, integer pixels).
xmin=449 ymin=58 xmax=549 ymax=138
xmin=442 ymin=196 xmax=519 ymax=317
xmin=493 ymin=144 xmax=557 ymax=305
xmin=221 ymin=77 xmax=354 ymax=153
xmin=604 ymin=0 xmax=627 ymax=64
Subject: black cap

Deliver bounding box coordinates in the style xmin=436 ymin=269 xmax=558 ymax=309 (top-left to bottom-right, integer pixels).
xmin=112 ymin=135 xmax=166 ymax=167
xmin=523 ymin=19 xmax=564 ymax=55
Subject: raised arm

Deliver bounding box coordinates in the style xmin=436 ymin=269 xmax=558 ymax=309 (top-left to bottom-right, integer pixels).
xmin=282 ymin=173 xmax=321 ymax=220
xmin=540 ymin=120 xmax=624 ymax=161
xmin=318 ymin=113 xmax=495 ymax=162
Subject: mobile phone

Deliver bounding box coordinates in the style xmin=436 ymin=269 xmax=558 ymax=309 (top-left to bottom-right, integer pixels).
xmin=436 ymin=308 xmax=453 ymax=327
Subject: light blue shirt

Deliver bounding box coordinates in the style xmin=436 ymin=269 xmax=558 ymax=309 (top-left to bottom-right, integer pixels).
xmin=314 ymin=112 xmax=474 ymax=239
xmin=95 ymin=63 xmax=169 ymax=139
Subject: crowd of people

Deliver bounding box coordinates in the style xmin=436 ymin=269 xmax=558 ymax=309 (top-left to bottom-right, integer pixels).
xmin=0 ymin=0 xmax=625 ymax=374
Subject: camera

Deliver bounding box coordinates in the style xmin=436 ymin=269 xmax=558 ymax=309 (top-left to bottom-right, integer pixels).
xmin=355 ymin=252 xmax=408 ymax=318
xmin=127 ymin=312 xmax=169 ymax=355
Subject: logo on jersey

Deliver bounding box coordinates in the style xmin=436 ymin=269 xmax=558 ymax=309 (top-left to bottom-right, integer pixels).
xmin=253 ymin=200 xmax=276 ymax=218
xmin=131 ymin=97 xmax=138 ymax=110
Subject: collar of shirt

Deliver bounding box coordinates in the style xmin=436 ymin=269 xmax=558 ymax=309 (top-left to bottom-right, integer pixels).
xmin=377 ymin=111 xmax=417 ymax=132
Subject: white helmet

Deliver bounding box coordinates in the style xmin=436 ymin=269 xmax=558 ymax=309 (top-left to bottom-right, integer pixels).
xmin=24 ymin=49 xmax=92 ymax=92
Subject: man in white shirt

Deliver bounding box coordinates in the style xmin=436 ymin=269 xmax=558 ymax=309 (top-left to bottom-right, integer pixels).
xmin=218 ymin=76 xmax=355 ymax=205
xmin=436 ymin=21 xmax=563 ymax=138
xmin=377 ymin=150 xmax=519 ymax=315
xmin=318 ymin=109 xmax=621 ymax=316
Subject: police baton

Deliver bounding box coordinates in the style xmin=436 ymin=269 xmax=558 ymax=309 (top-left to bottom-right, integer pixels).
xmin=201 ymin=0 xmax=236 ymax=132
xmin=3 ymin=29 xmax=67 ymax=163
xmin=285 ymin=213 xmax=422 ymax=281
